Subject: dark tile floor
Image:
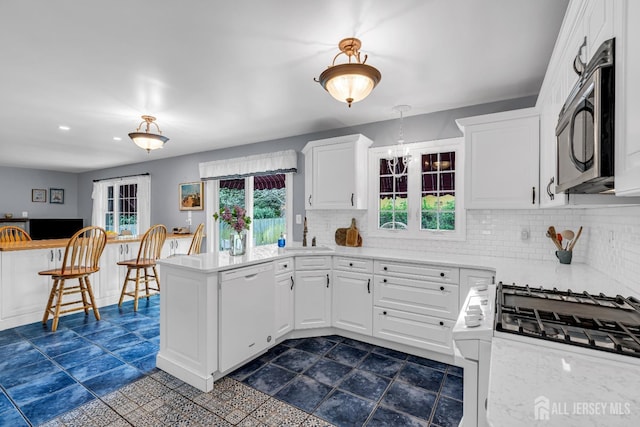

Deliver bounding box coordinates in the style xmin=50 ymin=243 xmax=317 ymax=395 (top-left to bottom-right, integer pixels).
xmin=0 ymin=296 xmax=463 ymax=427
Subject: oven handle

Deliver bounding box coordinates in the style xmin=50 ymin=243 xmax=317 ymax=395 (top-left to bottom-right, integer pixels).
xmin=568 ymin=98 xmax=594 ymax=172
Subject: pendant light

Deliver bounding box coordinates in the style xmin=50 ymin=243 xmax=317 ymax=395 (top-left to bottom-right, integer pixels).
xmin=386 ymin=105 xmax=411 ymax=177
xmin=315 ymin=37 xmax=381 ymax=108
xmin=128 ymin=115 xmax=169 ymax=153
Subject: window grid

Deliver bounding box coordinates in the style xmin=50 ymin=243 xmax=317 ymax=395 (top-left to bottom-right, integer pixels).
xmin=421 ymin=152 xmax=456 ymax=231
xmin=378 ymin=158 xmax=409 ymax=229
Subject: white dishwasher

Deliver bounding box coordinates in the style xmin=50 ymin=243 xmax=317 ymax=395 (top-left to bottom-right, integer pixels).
xmin=219 ymin=262 xmax=275 ymax=372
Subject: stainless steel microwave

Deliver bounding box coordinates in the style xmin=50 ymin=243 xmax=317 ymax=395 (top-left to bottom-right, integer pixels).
xmin=556 ymin=38 xmax=615 ymax=194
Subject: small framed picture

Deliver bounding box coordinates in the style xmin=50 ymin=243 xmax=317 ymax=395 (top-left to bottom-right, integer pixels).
xmin=179 ymin=182 xmax=204 ymax=211
xmin=50 ymin=188 xmax=64 ymax=204
xmin=32 ymin=189 xmax=46 ymax=203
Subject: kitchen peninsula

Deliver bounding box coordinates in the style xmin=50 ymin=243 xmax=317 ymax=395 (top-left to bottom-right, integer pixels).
xmin=155 ymin=245 xmax=636 ymax=394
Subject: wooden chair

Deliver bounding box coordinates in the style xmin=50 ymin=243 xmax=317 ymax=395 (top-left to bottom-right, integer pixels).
xmin=39 ymin=226 xmax=107 ymax=331
xmin=0 ymin=226 xmax=32 ymax=243
xmin=118 ymin=224 xmax=167 ymax=311
xmin=187 ymin=223 xmax=205 ymax=255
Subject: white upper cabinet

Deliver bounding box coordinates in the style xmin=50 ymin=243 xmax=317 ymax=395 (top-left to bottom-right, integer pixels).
xmin=538 ymin=0 xmax=640 ymax=200
xmin=614 ymin=0 xmax=640 ymax=196
xmin=303 ymin=134 xmax=373 ymax=210
xmin=457 ymin=108 xmax=539 ymax=209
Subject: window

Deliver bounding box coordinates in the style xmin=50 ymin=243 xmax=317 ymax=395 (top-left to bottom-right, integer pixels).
xmin=214 ymin=173 xmax=292 ymax=252
xmin=92 ymin=175 xmax=151 ymax=235
xmin=369 ymin=138 xmax=465 ymax=240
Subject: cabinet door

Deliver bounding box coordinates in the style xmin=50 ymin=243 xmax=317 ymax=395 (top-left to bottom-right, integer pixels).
xmin=373 ymin=307 xmax=454 ymax=355
xmin=294 ymin=270 xmax=331 ymax=329
xmin=584 ymin=0 xmax=614 ymax=60
xmin=1 ymin=248 xmax=55 ymax=319
xmin=310 ymin=141 xmax=355 ymax=209
xmin=461 ymin=110 xmax=539 ymax=209
xmin=275 ymin=273 xmax=294 ymax=338
xmin=332 ymin=271 xmax=372 ymax=335
xmin=219 ymin=263 xmax=275 ymax=372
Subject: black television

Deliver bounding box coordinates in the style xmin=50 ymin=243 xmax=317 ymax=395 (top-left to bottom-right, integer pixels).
xmin=29 ymin=218 xmax=84 ymax=240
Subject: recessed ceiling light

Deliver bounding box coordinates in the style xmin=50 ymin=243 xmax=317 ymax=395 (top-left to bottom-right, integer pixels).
xmin=58 ymin=125 xmax=70 ymax=131
xmin=113 ymin=137 xmax=122 ymax=141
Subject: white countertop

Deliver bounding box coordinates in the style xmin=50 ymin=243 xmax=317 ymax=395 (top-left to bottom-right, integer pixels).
xmin=158 ymin=244 xmax=637 ymax=297
xmin=488 ymin=336 xmax=640 ymax=427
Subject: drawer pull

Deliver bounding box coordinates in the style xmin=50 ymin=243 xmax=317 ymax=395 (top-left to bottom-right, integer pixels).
xmin=383 ymin=266 xmax=388 ymax=271
xmin=349 ymin=262 xmax=353 ymax=267
xmin=439 ymin=321 xmax=444 ymax=326
xmin=383 ymin=311 xmax=387 ymax=315
xmin=290 ymin=276 xmax=294 ymax=290
xmin=440 ymin=286 xmax=445 ymax=291
xmin=326 ymin=274 xmax=330 ymax=288
xmin=367 ymin=278 xmax=371 ymax=294
xmin=283 ymin=264 xmax=287 ymax=269
xmin=383 ymin=278 xmax=387 ymax=283
xmin=440 ymin=272 xmax=445 ymax=277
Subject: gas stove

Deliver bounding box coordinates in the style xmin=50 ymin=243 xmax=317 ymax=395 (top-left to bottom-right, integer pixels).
xmin=495 ymin=282 xmax=640 ymax=358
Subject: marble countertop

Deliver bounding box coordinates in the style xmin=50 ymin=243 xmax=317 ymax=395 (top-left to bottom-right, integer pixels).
xmin=488 ymin=336 xmax=640 ymax=427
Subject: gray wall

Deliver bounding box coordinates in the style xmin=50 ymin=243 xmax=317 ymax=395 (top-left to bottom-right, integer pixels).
xmin=0 ymin=166 xmax=79 ymax=219
xmin=2 ymin=96 xmax=534 ymax=240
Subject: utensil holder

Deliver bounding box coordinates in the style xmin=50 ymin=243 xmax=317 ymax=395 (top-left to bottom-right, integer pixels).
xmin=555 ymin=250 xmax=572 ymax=264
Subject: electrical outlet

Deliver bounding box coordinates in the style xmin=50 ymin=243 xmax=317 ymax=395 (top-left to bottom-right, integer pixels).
xmin=520 ymin=229 xmax=529 ymax=240
xmin=296 ymin=214 xmax=302 ymax=224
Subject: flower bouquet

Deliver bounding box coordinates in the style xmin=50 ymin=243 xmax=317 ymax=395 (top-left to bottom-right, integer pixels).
xmin=214 ymin=206 xmax=251 ymax=255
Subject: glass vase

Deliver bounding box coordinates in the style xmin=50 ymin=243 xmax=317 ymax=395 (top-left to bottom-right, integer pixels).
xmin=229 ymin=232 xmax=247 ymax=256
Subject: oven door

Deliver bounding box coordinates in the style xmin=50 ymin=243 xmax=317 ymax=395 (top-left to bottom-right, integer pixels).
xmin=555 ymin=69 xmax=602 ymax=193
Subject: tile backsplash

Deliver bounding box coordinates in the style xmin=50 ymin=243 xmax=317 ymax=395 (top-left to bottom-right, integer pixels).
xmin=305 ymin=205 xmax=640 ymax=291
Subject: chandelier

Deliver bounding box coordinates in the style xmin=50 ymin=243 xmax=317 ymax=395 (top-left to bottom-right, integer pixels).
xmin=386 ymin=105 xmax=411 ymax=177
xmin=128 ymin=115 xmax=169 ymax=153
xmin=315 ymin=37 xmax=381 ymax=108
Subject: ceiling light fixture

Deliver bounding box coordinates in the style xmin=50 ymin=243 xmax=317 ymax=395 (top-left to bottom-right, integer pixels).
xmin=314 ymin=37 xmax=381 ymax=108
xmin=386 ymin=105 xmax=411 ymax=177
xmin=128 ymin=115 xmax=169 ymax=153
xmin=58 ymin=125 xmax=70 ymax=131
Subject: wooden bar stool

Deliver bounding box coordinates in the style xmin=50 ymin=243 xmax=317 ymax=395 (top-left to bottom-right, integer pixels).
xmin=187 ymin=223 xmax=205 ymax=255
xmin=118 ymin=224 xmax=167 ymax=311
xmin=39 ymin=226 xmax=107 ymax=331
xmin=0 ymin=226 xmax=32 ymax=242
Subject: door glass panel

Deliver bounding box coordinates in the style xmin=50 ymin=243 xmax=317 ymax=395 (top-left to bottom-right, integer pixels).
xmin=253 ymin=174 xmax=286 ymax=246
xmin=219 ymin=179 xmax=246 ymax=250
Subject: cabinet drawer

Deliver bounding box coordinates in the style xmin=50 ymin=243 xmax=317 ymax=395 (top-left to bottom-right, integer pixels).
xmin=373 ymin=307 xmax=454 ymax=354
xmin=333 ymin=257 xmax=373 ymax=273
xmin=295 ymin=256 xmax=332 ymax=270
xmin=374 ymin=275 xmax=459 ymax=320
xmin=274 ymin=257 xmax=294 ymax=275
xmin=374 ymin=260 xmax=459 ymax=284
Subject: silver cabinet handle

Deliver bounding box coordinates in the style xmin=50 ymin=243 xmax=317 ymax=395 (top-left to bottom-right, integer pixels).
xmin=546 ymin=177 xmax=555 ymax=201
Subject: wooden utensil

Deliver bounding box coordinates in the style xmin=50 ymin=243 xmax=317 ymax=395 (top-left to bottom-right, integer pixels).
xmin=547 ymin=226 xmax=563 ymax=250
xmin=335 ymin=219 xmax=363 ymax=247
xmin=346 ymin=218 xmax=359 ymax=247
xmin=568 ymin=226 xmax=583 ymax=251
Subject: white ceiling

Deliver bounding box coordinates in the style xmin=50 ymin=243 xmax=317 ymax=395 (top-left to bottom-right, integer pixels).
xmin=0 ymin=0 xmax=568 ymax=173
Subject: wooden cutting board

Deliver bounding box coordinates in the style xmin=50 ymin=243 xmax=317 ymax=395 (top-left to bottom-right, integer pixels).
xmin=335 ymin=218 xmax=362 ymax=247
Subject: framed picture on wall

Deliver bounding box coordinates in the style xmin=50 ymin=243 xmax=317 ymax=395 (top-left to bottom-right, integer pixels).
xmin=32 ymin=189 xmax=46 ymax=202
xmin=179 ymin=182 xmax=204 ymax=211
xmin=50 ymin=188 xmax=64 ymax=204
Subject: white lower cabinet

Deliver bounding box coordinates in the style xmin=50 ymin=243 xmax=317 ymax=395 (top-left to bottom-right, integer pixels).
xmin=332 ymin=268 xmax=373 ymax=335
xmin=219 ymin=262 xmax=275 ymax=372
xmin=373 ymin=307 xmax=455 ymax=354
xmin=98 ymin=241 xmax=141 ymax=301
xmin=274 ymin=258 xmax=294 ymax=339
xmin=294 ymin=256 xmax=332 ymax=329
xmin=0 ymin=247 xmax=62 ymax=324
xmin=373 ymin=260 xmax=460 ymax=355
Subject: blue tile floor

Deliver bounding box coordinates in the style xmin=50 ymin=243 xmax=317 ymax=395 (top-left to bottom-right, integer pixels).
xmin=0 ymin=296 xmax=463 ymax=426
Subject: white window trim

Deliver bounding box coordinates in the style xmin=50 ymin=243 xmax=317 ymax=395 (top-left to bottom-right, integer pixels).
xmin=367 ymin=137 xmax=466 ymax=241
xmin=205 ymin=173 xmax=293 ymax=254
xmin=91 ymin=175 xmax=150 ymax=235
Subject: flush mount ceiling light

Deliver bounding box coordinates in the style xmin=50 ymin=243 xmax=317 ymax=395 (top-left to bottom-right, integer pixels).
xmin=386 ymin=105 xmax=411 ymax=177
xmin=128 ymin=115 xmax=169 ymax=153
xmin=315 ymin=37 xmax=381 ymax=108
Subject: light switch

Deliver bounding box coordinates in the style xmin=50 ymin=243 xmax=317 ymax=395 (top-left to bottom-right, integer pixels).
xmin=296 ymin=214 xmax=302 ymax=224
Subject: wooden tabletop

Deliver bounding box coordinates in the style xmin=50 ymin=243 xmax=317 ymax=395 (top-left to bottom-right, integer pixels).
xmin=0 ymin=233 xmax=193 ymax=252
